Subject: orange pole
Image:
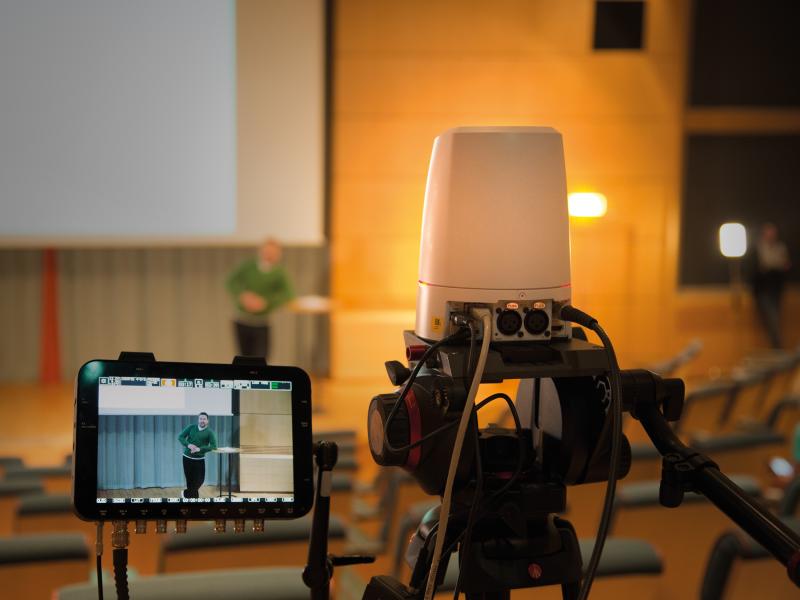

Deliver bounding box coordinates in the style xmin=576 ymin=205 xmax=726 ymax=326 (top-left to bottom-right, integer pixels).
xmin=40 ymin=248 xmax=61 ymax=383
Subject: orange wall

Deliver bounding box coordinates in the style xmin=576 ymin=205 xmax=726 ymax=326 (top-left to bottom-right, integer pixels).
xmin=329 ymin=0 xmax=798 ymax=388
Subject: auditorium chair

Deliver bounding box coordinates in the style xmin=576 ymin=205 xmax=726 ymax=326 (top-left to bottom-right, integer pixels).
xmin=0 ymin=532 xmax=91 ymax=599
xmin=14 ymin=493 xmax=95 ymax=537
xmin=627 ymin=352 xmax=799 ymax=480
xmin=57 ymin=567 xmax=309 ymax=600
xmin=0 ymin=478 xmax=44 ymax=535
xmin=157 ymin=514 xmax=348 ymax=574
xmin=348 ymin=467 xmax=438 ymax=562
xmin=645 ymin=338 xmax=703 ymax=378
xmin=0 ymin=455 xmax=24 ymax=478
xmin=699 ymin=517 xmax=800 ymax=600
xmin=779 ymin=474 xmax=800 ymax=517
xmin=4 ymin=463 xmax=73 ymax=494
xmin=609 ymin=474 xmax=764 ymax=598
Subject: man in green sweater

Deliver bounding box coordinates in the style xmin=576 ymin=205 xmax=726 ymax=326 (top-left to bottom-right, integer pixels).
xmin=178 ymin=412 xmax=218 ymax=498
xmin=226 ymin=238 xmax=295 ymax=359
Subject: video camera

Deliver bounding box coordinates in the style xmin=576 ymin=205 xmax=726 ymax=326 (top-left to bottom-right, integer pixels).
xmin=358 ymin=127 xmax=800 ymax=600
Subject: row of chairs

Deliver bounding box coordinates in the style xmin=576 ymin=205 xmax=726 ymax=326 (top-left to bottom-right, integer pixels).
xmin=0 ymin=430 xmax=362 ymax=599
xmin=3 ymin=342 xmax=799 ymax=599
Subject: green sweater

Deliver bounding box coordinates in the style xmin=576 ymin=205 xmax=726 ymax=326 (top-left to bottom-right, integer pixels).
xmin=794 ymin=423 xmax=800 ymax=463
xmin=178 ymin=424 xmax=218 ymax=459
xmin=226 ymin=259 xmax=295 ymax=318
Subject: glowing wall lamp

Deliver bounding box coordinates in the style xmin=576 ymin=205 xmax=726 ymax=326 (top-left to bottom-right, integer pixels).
xmin=568 ymin=192 xmax=607 ymax=218
xmin=719 ymin=222 xmax=747 ymax=308
xmin=719 ymin=222 xmax=747 ymax=257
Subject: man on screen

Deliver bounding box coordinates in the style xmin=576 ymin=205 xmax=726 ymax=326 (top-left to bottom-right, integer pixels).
xmin=178 ymin=412 xmax=218 ymax=498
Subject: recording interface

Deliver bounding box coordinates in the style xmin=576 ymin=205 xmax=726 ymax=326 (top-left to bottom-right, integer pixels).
xmin=98 ymin=377 xmax=292 ymax=390
xmin=97 ymin=376 xmax=294 ymax=506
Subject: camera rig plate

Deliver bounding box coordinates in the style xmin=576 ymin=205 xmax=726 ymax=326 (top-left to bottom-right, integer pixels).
xmin=403 ymin=331 xmax=611 ymax=383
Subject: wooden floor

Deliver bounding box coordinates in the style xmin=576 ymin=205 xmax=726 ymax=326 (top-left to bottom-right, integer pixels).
xmin=98 ymin=486 xmax=216 ymax=498
xmin=1 ymin=375 xmax=798 ymax=599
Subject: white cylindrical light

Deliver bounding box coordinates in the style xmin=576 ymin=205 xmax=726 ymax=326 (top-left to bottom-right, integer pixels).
xmin=719 ymin=222 xmax=747 ymax=258
xmin=568 ymin=192 xmax=607 ymax=218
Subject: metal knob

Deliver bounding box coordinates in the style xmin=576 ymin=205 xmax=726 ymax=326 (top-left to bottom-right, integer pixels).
xmin=155 ymin=520 xmax=167 ymax=534
xmin=214 ymin=519 xmax=227 ymax=533
xmin=252 ymin=519 xmax=264 ymax=533
xmin=233 ymin=519 xmax=245 ymax=533
xmin=174 ymin=519 xmax=188 ymax=534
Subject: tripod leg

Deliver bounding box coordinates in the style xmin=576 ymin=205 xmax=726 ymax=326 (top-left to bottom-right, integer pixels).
xmin=561 ymin=581 xmax=580 ymax=600
xmin=465 ymin=592 xmax=510 ymax=600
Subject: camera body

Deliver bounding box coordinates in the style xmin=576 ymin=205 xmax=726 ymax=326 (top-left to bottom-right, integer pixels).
xmin=415 ymin=127 xmax=572 ymax=342
xmin=368 ymin=331 xmax=633 ymax=497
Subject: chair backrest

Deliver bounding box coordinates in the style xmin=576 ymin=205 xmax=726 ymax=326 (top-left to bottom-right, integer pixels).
xmin=766 ymin=393 xmax=800 ymax=434
xmin=158 ymin=514 xmax=347 ymax=574
xmin=675 ymin=379 xmax=739 ymax=435
xmin=15 ymin=493 xmax=96 ymax=537
xmin=0 ymin=532 xmax=90 ymax=599
xmin=0 ymin=479 xmax=45 ymax=535
xmin=58 ymin=566 xmax=308 ymax=600
xmin=647 ymin=339 xmax=703 ymax=377
xmin=4 ymin=464 xmax=73 ymax=493
xmin=780 ymin=475 xmax=800 ymax=517
xmin=0 ymin=456 xmax=24 ymax=478
xmin=700 ymin=517 xmax=800 ymax=600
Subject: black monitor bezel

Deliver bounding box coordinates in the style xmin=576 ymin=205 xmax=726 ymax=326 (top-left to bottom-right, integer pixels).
xmin=73 ymin=358 xmax=313 ymax=522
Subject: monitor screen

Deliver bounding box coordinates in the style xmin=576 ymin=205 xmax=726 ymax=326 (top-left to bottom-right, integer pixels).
xmin=96 ymin=376 xmax=294 ymax=507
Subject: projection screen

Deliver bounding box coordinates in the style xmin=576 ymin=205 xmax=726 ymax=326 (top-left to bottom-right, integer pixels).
xmin=0 ymin=0 xmax=325 ymax=246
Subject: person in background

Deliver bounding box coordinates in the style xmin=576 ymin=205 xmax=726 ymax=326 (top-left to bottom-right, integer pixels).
xmin=226 ymin=238 xmax=295 ymax=358
xmin=751 ymin=223 xmax=792 ymax=349
xmin=178 ymin=412 xmax=217 ymax=499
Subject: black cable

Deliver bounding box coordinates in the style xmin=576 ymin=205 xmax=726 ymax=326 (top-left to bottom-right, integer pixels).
xmin=463 ymin=321 xmax=477 ymax=392
xmin=478 ymin=393 xmax=525 ymax=503
xmin=425 ymin=393 xmax=524 ymax=598
xmin=390 ymin=324 xmax=480 ymax=453
xmin=453 ymin=417 xmax=483 ymax=600
xmin=96 ymin=554 xmax=103 ymax=600
xmin=113 ymin=548 xmax=129 ymax=600
xmin=95 ymin=521 xmax=104 ymax=600
xmin=577 ymin=322 xmax=622 ymax=600
xmin=387 ymin=389 xmax=519 ymax=455
xmin=413 ymin=392 xmax=522 ymax=596
xmin=384 ymin=328 xmax=468 ymax=453
xmin=560 ymin=305 xmax=623 ymax=600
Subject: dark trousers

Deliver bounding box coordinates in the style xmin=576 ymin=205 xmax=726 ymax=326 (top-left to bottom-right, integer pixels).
xmin=183 ymin=455 xmax=205 ymax=498
xmin=755 ymin=289 xmax=784 ymax=349
xmin=234 ymin=321 xmax=271 ymax=358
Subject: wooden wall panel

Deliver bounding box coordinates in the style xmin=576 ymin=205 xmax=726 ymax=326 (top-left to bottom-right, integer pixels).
xmin=239 ymin=389 xmax=292 ymax=415
xmin=239 ymin=415 xmax=293 ymax=449
xmin=330 ymin=0 xmax=695 ymax=384
xmin=238 ymin=454 xmax=293 ymax=493
xmin=0 ymin=251 xmax=40 ymax=380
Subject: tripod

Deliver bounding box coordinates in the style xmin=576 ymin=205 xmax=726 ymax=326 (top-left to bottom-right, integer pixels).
xmin=361 ymin=367 xmax=800 ymax=600
xmin=406 ymin=481 xmax=584 ymax=600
